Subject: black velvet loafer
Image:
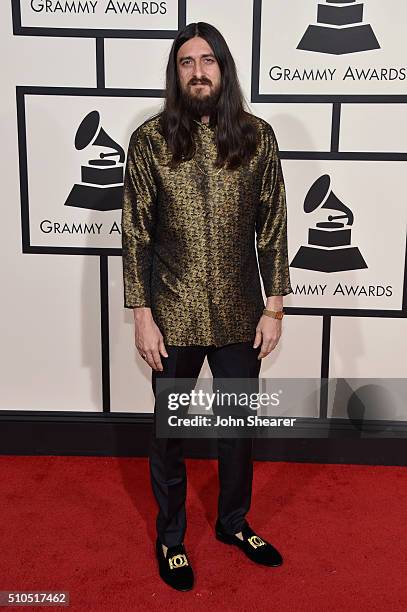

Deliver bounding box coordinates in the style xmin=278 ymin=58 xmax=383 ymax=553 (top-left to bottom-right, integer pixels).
xmin=155 ymin=538 xmax=194 ymax=591
xmin=215 ymin=519 xmax=283 ymax=567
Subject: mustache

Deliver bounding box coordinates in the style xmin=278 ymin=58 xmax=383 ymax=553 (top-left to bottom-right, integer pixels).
xmin=188 ymin=77 xmax=212 ymax=86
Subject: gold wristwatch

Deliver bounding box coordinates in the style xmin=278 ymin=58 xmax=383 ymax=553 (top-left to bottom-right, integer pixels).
xmin=262 ymin=308 xmax=284 ymax=320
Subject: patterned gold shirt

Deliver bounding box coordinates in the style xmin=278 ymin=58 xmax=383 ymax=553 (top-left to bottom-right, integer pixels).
xmin=121 ymin=112 xmax=293 ymax=347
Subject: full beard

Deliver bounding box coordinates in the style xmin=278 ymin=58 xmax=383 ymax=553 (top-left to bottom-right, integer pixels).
xmin=180 ymin=84 xmax=221 ymax=121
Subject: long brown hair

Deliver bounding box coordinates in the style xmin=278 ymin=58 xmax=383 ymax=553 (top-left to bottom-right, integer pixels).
xmin=159 ymin=22 xmax=258 ymax=170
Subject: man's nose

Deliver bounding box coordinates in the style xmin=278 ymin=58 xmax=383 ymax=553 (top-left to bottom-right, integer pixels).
xmin=193 ymin=61 xmax=205 ymax=79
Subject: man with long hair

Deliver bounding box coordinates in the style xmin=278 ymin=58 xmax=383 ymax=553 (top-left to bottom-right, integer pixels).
xmin=121 ymin=22 xmax=292 ymax=591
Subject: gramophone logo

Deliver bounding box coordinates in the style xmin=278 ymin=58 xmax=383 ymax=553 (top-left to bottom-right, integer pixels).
xmin=64 ymin=110 xmax=125 ymax=211
xmin=290 ymin=174 xmax=368 ymax=273
xmin=297 ymin=0 xmax=380 ymax=55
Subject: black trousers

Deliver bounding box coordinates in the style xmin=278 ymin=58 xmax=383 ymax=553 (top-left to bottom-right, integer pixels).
xmin=149 ymin=341 xmax=262 ymax=547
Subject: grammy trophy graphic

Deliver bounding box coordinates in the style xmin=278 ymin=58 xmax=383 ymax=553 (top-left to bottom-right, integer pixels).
xmin=297 ymin=0 xmax=380 ymax=55
xmin=65 ymin=110 xmax=125 ymax=211
xmin=290 ymin=174 xmax=368 ymax=273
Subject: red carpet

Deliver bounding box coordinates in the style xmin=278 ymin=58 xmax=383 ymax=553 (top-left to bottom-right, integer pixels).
xmin=0 ymin=455 xmax=406 ymax=611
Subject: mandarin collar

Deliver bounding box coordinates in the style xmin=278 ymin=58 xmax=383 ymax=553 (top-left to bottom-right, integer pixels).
xmin=193 ymin=118 xmax=216 ymax=131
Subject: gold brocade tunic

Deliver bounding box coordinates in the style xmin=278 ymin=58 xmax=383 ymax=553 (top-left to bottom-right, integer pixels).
xmin=121 ymin=112 xmax=293 ymax=347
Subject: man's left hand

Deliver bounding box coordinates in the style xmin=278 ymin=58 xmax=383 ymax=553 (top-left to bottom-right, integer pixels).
xmin=253 ymin=316 xmax=282 ymax=359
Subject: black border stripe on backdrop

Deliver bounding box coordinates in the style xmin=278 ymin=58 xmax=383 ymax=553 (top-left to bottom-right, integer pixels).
xmin=11 ymin=0 xmax=187 ymax=39
xmin=100 ymin=255 xmax=111 ymax=413
xmin=96 ymin=38 xmax=105 ymax=88
xmin=330 ymin=102 xmax=341 ymax=153
xmin=1 ymin=412 xmax=407 ymax=462
xmin=319 ymin=315 xmax=331 ymax=420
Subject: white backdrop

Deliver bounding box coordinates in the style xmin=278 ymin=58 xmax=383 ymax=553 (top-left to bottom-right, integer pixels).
xmin=1 ymin=0 xmax=406 ymax=424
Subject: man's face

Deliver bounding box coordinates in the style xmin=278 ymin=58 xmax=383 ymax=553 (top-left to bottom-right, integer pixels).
xmin=176 ymin=36 xmax=221 ymax=117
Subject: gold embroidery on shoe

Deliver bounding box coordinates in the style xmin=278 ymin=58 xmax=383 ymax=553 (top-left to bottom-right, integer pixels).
xmin=168 ymin=553 xmax=189 ymax=569
xmin=248 ymin=535 xmax=266 ymax=549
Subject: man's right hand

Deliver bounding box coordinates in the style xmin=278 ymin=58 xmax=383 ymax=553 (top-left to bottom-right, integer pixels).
xmin=133 ymin=307 xmax=168 ymax=371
